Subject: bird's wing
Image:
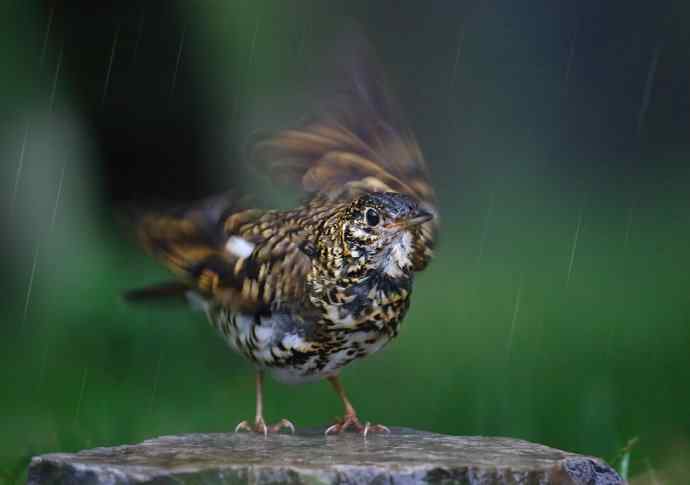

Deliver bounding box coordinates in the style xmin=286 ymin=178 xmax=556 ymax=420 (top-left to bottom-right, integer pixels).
xmin=253 ymin=32 xmax=438 ymax=269
xmin=134 ymin=195 xmax=314 ymax=313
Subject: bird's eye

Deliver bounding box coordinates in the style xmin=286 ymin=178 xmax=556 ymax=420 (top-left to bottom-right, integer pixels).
xmin=365 ymin=208 xmax=380 ymax=227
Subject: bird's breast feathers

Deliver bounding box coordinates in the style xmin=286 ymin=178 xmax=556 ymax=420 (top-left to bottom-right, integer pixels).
xmin=209 ymin=305 xmax=393 ymax=384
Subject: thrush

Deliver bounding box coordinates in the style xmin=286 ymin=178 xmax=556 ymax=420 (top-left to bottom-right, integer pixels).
xmin=128 ymin=36 xmax=438 ymax=436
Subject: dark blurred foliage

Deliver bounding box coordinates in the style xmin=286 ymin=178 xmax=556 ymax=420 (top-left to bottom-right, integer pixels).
xmin=49 ymin=1 xmax=241 ymax=205
xmin=2 ymin=1 xmax=690 ymax=483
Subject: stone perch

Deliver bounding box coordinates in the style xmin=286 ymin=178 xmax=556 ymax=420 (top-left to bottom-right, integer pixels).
xmin=28 ymin=428 xmax=624 ymax=484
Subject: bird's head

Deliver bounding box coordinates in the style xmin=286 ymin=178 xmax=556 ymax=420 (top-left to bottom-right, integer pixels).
xmin=340 ymin=192 xmax=433 ymax=277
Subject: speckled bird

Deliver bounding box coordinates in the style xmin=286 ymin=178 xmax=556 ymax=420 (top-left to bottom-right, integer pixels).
xmin=130 ymin=37 xmax=439 ymax=436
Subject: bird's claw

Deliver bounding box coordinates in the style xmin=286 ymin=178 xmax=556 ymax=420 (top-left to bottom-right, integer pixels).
xmin=235 ymin=419 xmax=266 ymax=436
xmin=235 ymin=417 xmax=295 ymax=436
xmin=325 ymin=414 xmax=390 ymax=437
xmin=363 ymin=422 xmax=390 ymax=438
xmin=325 ymin=413 xmax=362 ymax=434
xmin=271 ymin=418 xmax=296 ymax=434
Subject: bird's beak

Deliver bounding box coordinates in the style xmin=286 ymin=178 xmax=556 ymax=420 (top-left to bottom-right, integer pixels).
xmin=386 ymin=208 xmax=434 ymax=229
xmin=406 ymin=209 xmax=434 ymax=226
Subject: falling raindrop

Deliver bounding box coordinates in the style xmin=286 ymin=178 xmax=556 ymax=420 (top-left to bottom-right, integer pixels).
xmin=39 ymin=4 xmax=55 ymax=67
xmin=296 ymin=15 xmax=309 ymax=59
xmin=566 ymin=196 xmax=586 ymax=286
xmin=74 ymin=367 xmax=90 ymax=426
xmin=148 ymin=350 xmax=164 ymax=419
xmin=450 ymin=24 xmax=465 ymax=87
xmin=49 ymin=165 xmax=66 ymax=232
xmin=563 ymin=18 xmax=578 ymax=93
xmin=101 ymin=24 xmax=120 ymax=107
xmin=10 ymin=123 xmax=30 ymax=212
xmin=247 ymin=14 xmax=261 ymax=74
xmin=22 ymin=241 xmax=40 ymax=322
xmin=170 ymin=26 xmax=186 ymax=97
xmin=477 ymin=190 xmax=495 ymax=265
xmin=506 ymin=273 xmax=523 ymax=354
xmin=233 ymin=9 xmax=264 ymax=117
xmin=637 ymin=42 xmax=662 ymax=136
xmin=48 ymin=44 xmax=63 ymax=112
xmin=566 ymin=220 xmax=581 ymax=285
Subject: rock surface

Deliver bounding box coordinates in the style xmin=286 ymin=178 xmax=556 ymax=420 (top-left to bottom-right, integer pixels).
xmin=28 ymin=428 xmax=624 ymax=484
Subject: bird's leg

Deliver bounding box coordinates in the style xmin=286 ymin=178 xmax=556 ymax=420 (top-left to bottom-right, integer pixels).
xmin=324 ymin=375 xmax=390 ymax=437
xmin=235 ymin=371 xmax=295 ymax=435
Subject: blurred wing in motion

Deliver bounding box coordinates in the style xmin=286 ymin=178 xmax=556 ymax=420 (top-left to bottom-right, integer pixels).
xmin=253 ymin=31 xmax=438 ymax=269
xmin=132 ymin=194 xmax=313 ymax=313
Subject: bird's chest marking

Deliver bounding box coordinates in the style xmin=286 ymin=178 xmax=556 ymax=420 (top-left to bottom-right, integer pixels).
xmin=208 ymin=272 xmax=411 ymax=384
xmin=382 ymin=231 xmax=413 ymax=278
xmin=316 ymin=272 xmax=413 ymax=335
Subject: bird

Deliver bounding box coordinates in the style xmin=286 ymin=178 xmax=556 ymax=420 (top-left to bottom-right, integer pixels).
xmin=128 ymin=34 xmax=438 ymax=436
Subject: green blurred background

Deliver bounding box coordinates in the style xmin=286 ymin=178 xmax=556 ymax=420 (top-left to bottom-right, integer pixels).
xmin=2 ymin=1 xmax=689 ymax=483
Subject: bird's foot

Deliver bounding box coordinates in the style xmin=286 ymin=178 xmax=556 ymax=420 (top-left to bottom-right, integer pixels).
xmin=324 ymin=413 xmax=390 ymax=437
xmin=235 ymin=417 xmax=295 ymax=436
